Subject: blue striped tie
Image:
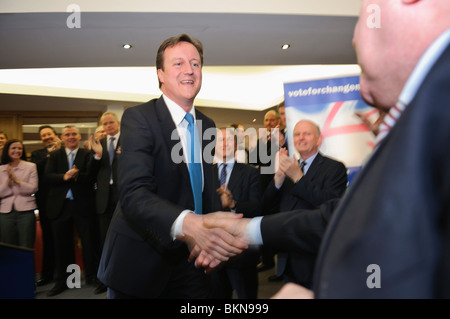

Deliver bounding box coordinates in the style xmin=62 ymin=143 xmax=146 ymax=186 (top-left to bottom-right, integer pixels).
xmin=220 ymin=163 xmax=227 ymax=186
xmin=67 ymin=151 xmax=74 ymax=200
xmin=109 ymin=137 xmax=115 ymax=181
xmin=185 ymin=113 xmax=202 ymax=214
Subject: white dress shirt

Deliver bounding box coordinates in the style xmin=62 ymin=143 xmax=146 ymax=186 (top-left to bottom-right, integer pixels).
xmin=163 ymin=95 xmax=204 ymax=239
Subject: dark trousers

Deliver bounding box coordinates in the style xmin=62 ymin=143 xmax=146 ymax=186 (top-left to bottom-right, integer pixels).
xmin=107 ymin=260 xmax=211 ymax=299
xmin=51 ymin=199 xmax=96 ymax=283
xmin=211 ymin=267 xmax=258 ymax=299
xmin=96 ymin=185 xmax=117 ymax=250
xmin=0 ymin=209 xmax=36 ymax=249
xmin=37 ymin=207 xmax=55 ymax=281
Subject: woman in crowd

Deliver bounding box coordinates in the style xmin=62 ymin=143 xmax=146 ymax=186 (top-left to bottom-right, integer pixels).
xmin=0 ymin=131 xmax=8 ymax=164
xmin=0 ymin=139 xmax=38 ymax=249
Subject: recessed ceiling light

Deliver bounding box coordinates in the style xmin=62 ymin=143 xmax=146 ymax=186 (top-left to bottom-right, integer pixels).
xmin=281 ymin=44 xmax=290 ymax=50
xmin=122 ymin=44 xmax=132 ymax=49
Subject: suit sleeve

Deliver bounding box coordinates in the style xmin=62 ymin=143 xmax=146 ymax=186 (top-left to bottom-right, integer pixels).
xmin=260 ymin=198 xmax=340 ymax=254
xmin=290 ymin=161 xmax=347 ymax=207
xmin=117 ymin=105 xmax=187 ymax=251
xmin=234 ymin=165 xmax=261 ymax=218
xmin=261 ymin=179 xmax=283 ymax=215
xmin=44 ymin=151 xmax=66 ymax=186
xmin=17 ymin=163 xmax=38 ymax=195
xmin=31 ymin=150 xmax=47 ymax=177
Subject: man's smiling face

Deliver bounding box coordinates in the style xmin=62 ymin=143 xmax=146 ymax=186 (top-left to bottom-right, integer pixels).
xmin=157 ymin=41 xmax=202 ymax=111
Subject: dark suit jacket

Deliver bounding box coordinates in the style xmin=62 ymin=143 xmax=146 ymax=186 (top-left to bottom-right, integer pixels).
xmin=31 ymin=148 xmax=51 ymax=210
xmin=250 ymin=136 xmax=276 ymax=195
xmin=44 ymin=147 xmax=95 ymax=219
xmin=312 ymin=44 xmax=450 ymax=298
xmin=213 ymin=162 xmax=261 ymax=268
xmin=261 ymin=198 xmax=340 ymax=254
xmin=263 ymin=152 xmax=347 ymax=286
xmin=90 ymin=136 xmax=121 ymax=214
xmin=97 ymin=97 xmax=217 ymax=298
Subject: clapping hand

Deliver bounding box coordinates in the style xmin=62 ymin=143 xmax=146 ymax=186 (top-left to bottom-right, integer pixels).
xmin=48 ymin=136 xmax=62 ymax=152
xmin=355 ymin=109 xmax=387 ymax=136
xmin=216 ymin=184 xmax=236 ymax=210
xmin=64 ymin=165 xmax=79 ymax=181
xmin=7 ymin=167 xmax=20 ymax=187
xmin=89 ymin=135 xmax=103 ymax=157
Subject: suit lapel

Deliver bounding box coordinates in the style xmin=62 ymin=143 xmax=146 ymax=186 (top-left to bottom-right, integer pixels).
xmin=227 ymin=163 xmax=239 ymax=192
xmin=73 ymin=148 xmax=84 ymax=168
xmin=285 ymin=153 xmax=323 ymax=210
xmin=304 ymin=153 xmax=323 ymax=180
xmin=155 ymin=96 xmax=191 ymax=189
xmin=60 ymin=148 xmax=70 ymax=171
xmin=213 ymin=163 xmax=220 ymax=189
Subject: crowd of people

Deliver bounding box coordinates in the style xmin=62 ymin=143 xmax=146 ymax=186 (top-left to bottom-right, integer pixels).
xmin=0 ymin=100 xmax=345 ymax=299
xmin=0 ymin=113 xmax=121 ymax=297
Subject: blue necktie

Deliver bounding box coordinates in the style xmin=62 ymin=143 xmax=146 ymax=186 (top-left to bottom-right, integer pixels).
xmin=220 ymin=163 xmax=227 ymax=186
xmin=109 ymin=137 xmax=115 ymax=166
xmin=67 ymin=151 xmax=74 ymax=200
xmin=185 ymin=113 xmax=202 ymax=214
xmin=109 ymin=137 xmax=115 ymax=181
xmin=299 ymin=160 xmax=306 ymax=174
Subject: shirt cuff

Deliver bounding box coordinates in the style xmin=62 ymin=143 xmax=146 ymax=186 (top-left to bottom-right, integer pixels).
xmin=170 ymin=210 xmax=192 ymax=240
xmin=246 ymin=216 xmax=264 ymax=245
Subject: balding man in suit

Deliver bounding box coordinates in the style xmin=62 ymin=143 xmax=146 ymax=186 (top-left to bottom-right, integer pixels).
xmin=201 ymin=0 xmax=450 ymax=299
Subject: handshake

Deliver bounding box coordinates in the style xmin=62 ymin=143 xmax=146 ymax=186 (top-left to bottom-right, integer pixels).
xmin=178 ymin=211 xmax=315 ymax=299
xmin=178 ymin=211 xmax=252 ymax=273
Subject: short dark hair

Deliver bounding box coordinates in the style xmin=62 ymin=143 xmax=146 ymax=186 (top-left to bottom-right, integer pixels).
xmin=1 ymin=139 xmax=27 ymax=164
xmin=38 ymin=125 xmax=57 ymax=135
xmin=0 ymin=131 xmax=8 ymax=139
xmin=156 ymin=34 xmax=204 ymax=88
xmin=276 ymin=100 xmax=285 ymax=111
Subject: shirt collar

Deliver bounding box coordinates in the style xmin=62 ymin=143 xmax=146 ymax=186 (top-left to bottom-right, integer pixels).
xmin=162 ymin=94 xmax=196 ymax=126
xmin=65 ymin=147 xmax=79 ymax=156
xmin=301 ymin=151 xmax=319 ymax=166
xmin=399 ymin=28 xmax=450 ymax=106
xmin=108 ymin=132 xmax=120 ymax=141
xmin=216 ymin=157 xmax=235 ymax=166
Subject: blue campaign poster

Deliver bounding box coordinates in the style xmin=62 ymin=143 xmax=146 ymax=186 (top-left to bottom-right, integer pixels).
xmin=283 ymin=75 xmax=378 ymax=186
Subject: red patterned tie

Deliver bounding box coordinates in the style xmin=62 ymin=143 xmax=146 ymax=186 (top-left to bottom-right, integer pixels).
xmin=374 ymin=101 xmax=406 ymax=148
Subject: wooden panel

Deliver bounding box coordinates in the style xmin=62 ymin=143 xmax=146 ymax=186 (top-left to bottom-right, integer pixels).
xmin=0 ymin=114 xmax=23 ymax=140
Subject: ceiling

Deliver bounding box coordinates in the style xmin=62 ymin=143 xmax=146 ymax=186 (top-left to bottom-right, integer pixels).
xmin=0 ymin=0 xmax=361 ymax=113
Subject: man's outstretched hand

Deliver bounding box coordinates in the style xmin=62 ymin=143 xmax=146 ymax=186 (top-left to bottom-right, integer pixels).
xmin=179 ymin=212 xmax=249 ymax=273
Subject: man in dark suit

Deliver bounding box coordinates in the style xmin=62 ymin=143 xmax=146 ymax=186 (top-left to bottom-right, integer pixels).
xmin=44 ymin=125 xmax=97 ymax=297
xmin=89 ymin=111 xmax=121 ymax=294
xmin=250 ymin=109 xmax=281 ymax=272
xmin=31 ymin=125 xmax=61 ymax=286
xmin=263 ymin=119 xmax=347 ymax=288
xmin=97 ymin=34 xmax=247 ymax=299
xmin=211 ymin=127 xmax=261 ymax=299
xmin=200 ymin=0 xmax=450 ymax=299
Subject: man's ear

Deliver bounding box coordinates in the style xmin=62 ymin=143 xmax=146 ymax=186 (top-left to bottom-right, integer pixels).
xmin=157 ymin=68 xmax=164 ymax=85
